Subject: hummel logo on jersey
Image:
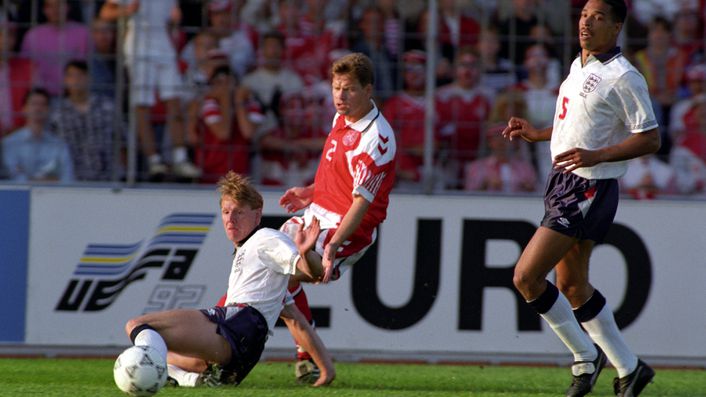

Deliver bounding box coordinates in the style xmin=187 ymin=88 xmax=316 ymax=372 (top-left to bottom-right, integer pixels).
xmin=378 ymin=133 xmax=390 ymax=155
xmin=582 ymin=73 xmax=602 ymax=93
xmin=378 ymin=143 xmax=388 ymax=155
xmin=55 ymin=213 xmax=215 ymax=312
xmin=558 ymin=217 xmax=571 ymax=228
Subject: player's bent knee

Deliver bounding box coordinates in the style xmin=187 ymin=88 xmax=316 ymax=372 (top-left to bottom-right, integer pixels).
xmin=512 ymin=270 xmax=533 ymax=293
xmin=513 ymin=269 xmax=547 ymax=299
xmin=124 ymin=318 xmax=140 ymax=337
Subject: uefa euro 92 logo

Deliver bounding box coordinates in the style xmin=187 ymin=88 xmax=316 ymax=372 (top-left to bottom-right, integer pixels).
xmin=55 ymin=213 xmax=215 ymax=313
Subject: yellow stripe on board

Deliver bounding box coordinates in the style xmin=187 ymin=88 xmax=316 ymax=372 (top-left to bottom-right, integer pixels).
xmin=157 ymin=226 xmax=210 ymax=234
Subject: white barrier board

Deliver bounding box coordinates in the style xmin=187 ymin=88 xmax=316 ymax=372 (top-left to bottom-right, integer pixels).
xmin=25 ymin=187 xmax=706 ymax=359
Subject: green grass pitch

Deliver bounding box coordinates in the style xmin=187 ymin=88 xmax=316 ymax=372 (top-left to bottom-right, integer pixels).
xmin=0 ymin=357 xmax=704 ymax=396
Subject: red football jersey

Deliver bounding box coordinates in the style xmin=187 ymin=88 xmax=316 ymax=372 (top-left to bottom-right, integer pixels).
xmin=383 ymin=92 xmax=437 ymax=181
xmin=196 ymin=96 xmax=254 ymax=183
xmin=311 ymin=104 xmax=397 ymax=245
xmin=436 ymin=85 xmax=492 ymax=163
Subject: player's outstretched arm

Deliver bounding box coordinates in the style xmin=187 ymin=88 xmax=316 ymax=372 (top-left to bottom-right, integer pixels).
xmin=279 ymin=184 xmax=315 ymax=213
xmin=502 ymin=117 xmax=552 ymax=143
xmin=292 ymin=218 xmax=322 ymax=280
xmin=280 ymin=304 xmax=336 ymax=386
xmin=321 ymin=195 xmax=369 ymax=283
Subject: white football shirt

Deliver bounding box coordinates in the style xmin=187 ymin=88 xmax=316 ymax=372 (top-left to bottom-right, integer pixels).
xmin=225 ymin=228 xmax=300 ymax=332
xmin=111 ymin=0 xmax=178 ymax=59
xmin=551 ymin=49 xmax=658 ymax=180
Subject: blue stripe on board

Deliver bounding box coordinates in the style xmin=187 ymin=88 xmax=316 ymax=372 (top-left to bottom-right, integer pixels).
xmin=0 ymin=189 xmax=29 ymax=342
xmin=84 ymin=242 xmax=142 ymax=255
xmin=77 ymin=263 xmax=131 ymax=270
xmin=148 ymin=237 xmax=204 ymax=245
xmin=159 ymin=214 xmax=215 ymax=226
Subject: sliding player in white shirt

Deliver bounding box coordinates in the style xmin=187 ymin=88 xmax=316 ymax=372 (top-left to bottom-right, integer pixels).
xmin=502 ymin=1 xmax=659 ymax=396
xmin=123 ymin=172 xmax=334 ymax=387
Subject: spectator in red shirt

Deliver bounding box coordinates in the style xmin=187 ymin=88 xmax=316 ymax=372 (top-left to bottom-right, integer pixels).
xmin=436 ymin=47 xmax=493 ymax=189
xmin=191 ymin=65 xmax=260 ymax=183
xmin=383 ymin=50 xmax=435 ymax=187
xmin=438 ymin=0 xmax=481 ymax=55
xmin=0 ymin=20 xmax=38 ymax=137
xmin=259 ymin=91 xmax=327 ymax=186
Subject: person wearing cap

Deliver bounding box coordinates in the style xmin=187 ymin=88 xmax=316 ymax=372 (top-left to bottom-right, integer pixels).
xmin=382 ymin=50 xmax=433 ymax=188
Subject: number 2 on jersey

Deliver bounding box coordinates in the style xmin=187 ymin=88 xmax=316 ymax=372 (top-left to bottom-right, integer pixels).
xmin=558 ymin=97 xmax=569 ymax=120
xmin=325 ymin=139 xmax=338 ymax=161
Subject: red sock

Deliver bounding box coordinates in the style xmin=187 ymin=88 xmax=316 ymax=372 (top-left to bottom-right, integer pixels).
xmin=288 ymin=281 xmax=313 ymax=361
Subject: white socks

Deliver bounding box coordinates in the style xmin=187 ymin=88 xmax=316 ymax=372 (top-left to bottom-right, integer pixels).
xmin=133 ymin=328 xmax=168 ymax=363
xmin=167 ymin=364 xmax=202 ymax=387
xmin=540 ymin=292 xmax=597 ymax=364
xmin=581 ymin=304 xmax=638 ymax=378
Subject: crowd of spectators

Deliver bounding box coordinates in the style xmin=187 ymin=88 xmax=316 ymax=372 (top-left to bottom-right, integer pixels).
xmin=1 ymin=0 xmax=705 ymax=199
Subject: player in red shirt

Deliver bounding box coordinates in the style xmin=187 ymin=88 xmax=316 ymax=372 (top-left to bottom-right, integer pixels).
xmin=278 ymin=52 xmax=397 ymax=378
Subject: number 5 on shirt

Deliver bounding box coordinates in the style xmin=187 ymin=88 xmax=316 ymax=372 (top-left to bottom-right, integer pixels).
xmin=558 ymin=97 xmax=569 ymax=120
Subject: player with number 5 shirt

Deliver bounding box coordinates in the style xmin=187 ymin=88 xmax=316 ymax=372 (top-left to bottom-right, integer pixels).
xmin=501 ymin=1 xmax=659 ymax=396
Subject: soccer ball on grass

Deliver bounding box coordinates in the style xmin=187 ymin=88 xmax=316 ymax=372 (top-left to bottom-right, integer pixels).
xmin=113 ymin=346 xmax=167 ymax=396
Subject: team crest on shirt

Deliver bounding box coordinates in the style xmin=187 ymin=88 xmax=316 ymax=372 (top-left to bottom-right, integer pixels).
xmin=582 ymin=73 xmax=602 ymax=93
xmin=342 ymin=130 xmax=359 ymax=146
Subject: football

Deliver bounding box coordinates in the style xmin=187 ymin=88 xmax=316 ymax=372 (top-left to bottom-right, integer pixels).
xmin=113 ymin=346 xmax=168 ymax=396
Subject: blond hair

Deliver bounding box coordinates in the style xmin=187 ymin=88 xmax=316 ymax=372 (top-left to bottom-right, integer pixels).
xmin=331 ymin=52 xmax=375 ymax=87
xmin=217 ymin=171 xmax=263 ymax=209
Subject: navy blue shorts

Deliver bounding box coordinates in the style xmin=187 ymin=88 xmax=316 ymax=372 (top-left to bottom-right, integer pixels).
xmin=200 ymin=305 xmax=268 ymax=384
xmin=540 ymin=169 xmax=618 ymax=243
